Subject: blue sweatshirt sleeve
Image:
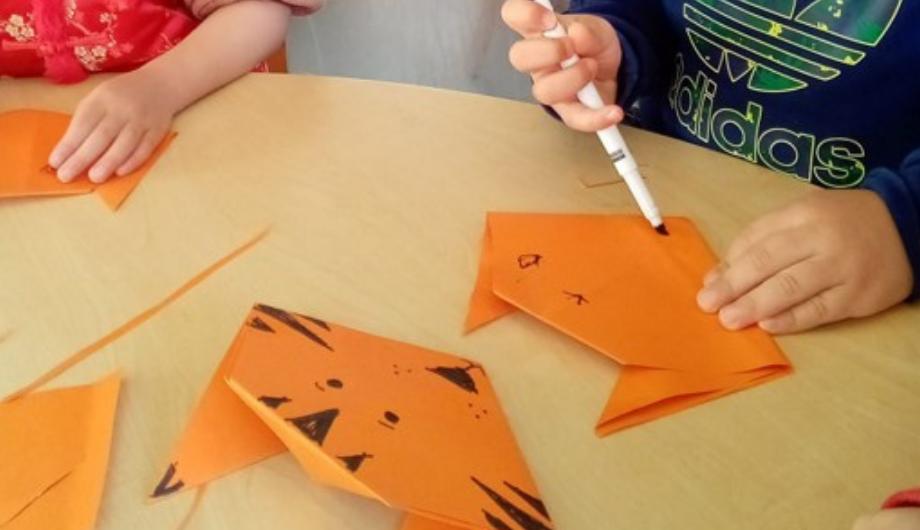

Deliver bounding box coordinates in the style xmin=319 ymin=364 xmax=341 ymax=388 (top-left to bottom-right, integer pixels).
xmin=566 ymin=0 xmax=676 ymax=108
xmin=863 ymin=148 xmax=920 ymax=301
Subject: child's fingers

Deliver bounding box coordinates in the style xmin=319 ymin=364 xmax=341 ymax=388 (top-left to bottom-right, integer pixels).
xmin=852 ymin=510 xmax=920 ymax=530
xmin=49 ymin=104 xmax=105 ymax=169
xmin=88 ymin=126 xmax=144 ymax=183
xmin=568 ymin=19 xmax=613 ymax=57
xmin=56 ymin=118 xmax=123 ymax=183
xmin=716 ymin=258 xmax=834 ymax=330
xmin=555 ymin=102 xmax=623 ymax=132
xmin=698 ymin=228 xmax=814 ymax=313
xmin=116 ymin=129 xmax=165 ymax=177
xmin=532 ymin=58 xmax=598 ymax=106
xmin=758 ymin=286 xmax=848 ymax=334
xmin=568 ymin=20 xmax=621 ymax=78
xmin=720 ymin=208 xmax=799 ymax=266
xmin=501 ymin=0 xmax=556 ymax=37
xmin=508 ymin=37 xmax=574 ymax=74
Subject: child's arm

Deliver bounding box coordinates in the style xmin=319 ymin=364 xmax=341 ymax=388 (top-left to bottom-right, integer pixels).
xmin=50 ymin=0 xmax=292 ymax=183
xmin=502 ymin=0 xmax=673 ymax=132
xmin=697 ymin=149 xmax=920 ymax=334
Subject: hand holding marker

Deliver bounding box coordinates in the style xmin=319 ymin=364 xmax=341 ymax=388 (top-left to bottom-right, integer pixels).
xmin=533 ymin=0 xmax=667 ymax=234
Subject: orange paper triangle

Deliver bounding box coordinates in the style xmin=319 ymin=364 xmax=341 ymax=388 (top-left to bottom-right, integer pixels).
xmin=465 ymin=213 xmax=792 ymax=436
xmin=0 ymin=373 xmax=121 ymax=530
xmin=155 ymin=304 xmax=553 ymax=530
xmin=149 ymin=323 xmax=287 ymax=499
xmin=0 ymin=109 xmax=175 ymax=210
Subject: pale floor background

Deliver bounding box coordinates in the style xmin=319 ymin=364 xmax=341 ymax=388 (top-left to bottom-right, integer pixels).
xmin=286 ymin=0 xmax=568 ymax=101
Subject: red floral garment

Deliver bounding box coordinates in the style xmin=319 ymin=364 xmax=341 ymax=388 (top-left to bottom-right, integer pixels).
xmin=884 ymin=488 xmax=920 ymax=509
xmin=0 ymin=0 xmax=322 ymax=83
xmin=1 ymin=0 xmax=199 ymax=82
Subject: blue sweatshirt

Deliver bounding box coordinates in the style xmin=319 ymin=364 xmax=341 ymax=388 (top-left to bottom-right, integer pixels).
xmin=566 ymin=0 xmax=920 ymax=299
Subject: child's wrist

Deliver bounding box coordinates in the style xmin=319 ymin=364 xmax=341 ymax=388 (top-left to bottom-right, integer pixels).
xmin=134 ymin=60 xmax=193 ymax=115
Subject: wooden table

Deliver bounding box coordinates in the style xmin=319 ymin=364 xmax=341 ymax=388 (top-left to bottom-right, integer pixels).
xmin=2 ymin=74 xmax=918 ymax=530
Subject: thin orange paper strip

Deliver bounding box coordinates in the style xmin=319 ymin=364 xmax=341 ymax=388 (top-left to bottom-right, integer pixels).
xmin=0 ymin=109 xmax=175 ymax=210
xmin=2 ymin=228 xmax=269 ymax=402
xmin=155 ymin=304 xmax=553 ymax=530
xmin=0 ymin=373 xmax=121 ymax=530
xmin=465 ymin=213 xmax=792 ymax=435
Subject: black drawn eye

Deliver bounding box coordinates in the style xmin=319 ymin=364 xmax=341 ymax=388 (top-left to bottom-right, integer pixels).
xmin=378 ymin=410 xmax=400 ymax=430
xmin=517 ymin=254 xmax=543 ymax=269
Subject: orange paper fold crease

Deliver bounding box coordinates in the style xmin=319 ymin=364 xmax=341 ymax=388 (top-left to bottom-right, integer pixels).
xmin=154 ymin=304 xmax=553 ymax=530
xmin=0 ymin=373 xmax=121 ymax=530
xmin=464 ymin=213 xmax=792 ymax=436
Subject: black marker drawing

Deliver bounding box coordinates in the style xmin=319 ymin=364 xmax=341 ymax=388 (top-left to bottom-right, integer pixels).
xmin=255 ymin=304 xmax=333 ymax=351
xmin=563 ymin=291 xmax=589 ymax=306
xmin=378 ymin=410 xmax=400 ymax=430
xmin=315 ymin=378 xmax=344 ymax=392
xmin=517 ymin=254 xmax=543 ymax=269
xmin=467 ymin=402 xmax=489 ymax=419
xmin=258 ymin=395 xmax=291 ymax=409
xmin=337 ymin=452 xmax=373 ymax=473
xmin=427 ymin=361 xmax=483 ymax=394
xmin=483 ymin=510 xmax=515 ymax=530
xmin=287 ymin=408 xmax=339 ymax=446
xmin=152 ymin=463 xmax=185 ymax=498
xmin=295 ymin=312 xmax=331 ymax=331
xmin=471 ymin=477 xmax=552 ymax=530
xmin=248 ymin=317 xmax=275 ymax=333
xmin=504 ymin=482 xmax=550 ymax=520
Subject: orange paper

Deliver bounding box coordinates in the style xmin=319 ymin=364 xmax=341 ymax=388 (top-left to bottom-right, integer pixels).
xmin=3 ymin=228 xmax=269 ymax=403
xmin=0 ymin=373 xmax=121 ymax=530
xmin=465 ymin=213 xmax=792 ymax=436
xmin=154 ymin=304 xmax=553 ymax=530
xmin=0 ymin=109 xmax=175 ymax=210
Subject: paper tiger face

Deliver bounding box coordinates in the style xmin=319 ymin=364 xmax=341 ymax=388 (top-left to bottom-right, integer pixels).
xmin=223 ymin=304 xmax=553 ymax=530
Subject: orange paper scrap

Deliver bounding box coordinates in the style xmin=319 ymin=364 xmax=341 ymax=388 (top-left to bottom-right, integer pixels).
xmin=0 ymin=109 xmax=175 ymax=210
xmin=154 ymin=304 xmax=553 ymax=530
xmin=3 ymin=228 xmax=269 ymax=403
xmin=465 ymin=213 xmax=792 ymax=436
xmin=0 ymin=373 xmax=121 ymax=530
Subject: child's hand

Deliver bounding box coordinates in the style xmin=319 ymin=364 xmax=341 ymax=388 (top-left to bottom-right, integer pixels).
xmin=697 ymin=190 xmax=913 ymax=334
xmin=502 ymin=0 xmax=624 ymax=132
xmin=854 ymin=509 xmax=920 ymax=530
xmin=49 ymin=70 xmax=177 ymax=184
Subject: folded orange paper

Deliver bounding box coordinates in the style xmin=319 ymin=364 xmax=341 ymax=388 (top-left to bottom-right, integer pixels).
xmin=153 ymin=304 xmax=553 ymax=530
xmin=0 ymin=373 xmax=121 ymax=530
xmin=0 ymin=109 xmax=175 ymax=210
xmin=465 ymin=213 xmax=792 ymax=436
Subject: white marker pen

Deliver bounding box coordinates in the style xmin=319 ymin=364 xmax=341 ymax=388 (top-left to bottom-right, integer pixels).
xmin=533 ymin=0 xmax=667 ymax=234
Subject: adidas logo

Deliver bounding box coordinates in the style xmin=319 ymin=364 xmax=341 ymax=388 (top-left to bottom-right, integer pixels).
xmin=683 ymin=0 xmax=902 ymax=93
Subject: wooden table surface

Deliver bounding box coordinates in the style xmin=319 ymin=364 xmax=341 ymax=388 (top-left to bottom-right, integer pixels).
xmin=1 ymin=74 xmax=918 ymax=530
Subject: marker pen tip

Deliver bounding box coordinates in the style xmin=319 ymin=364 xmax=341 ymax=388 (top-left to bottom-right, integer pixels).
xmin=655 ymin=224 xmax=670 ymax=236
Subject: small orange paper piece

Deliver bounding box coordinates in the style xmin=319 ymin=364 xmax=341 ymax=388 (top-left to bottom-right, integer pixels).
xmin=0 ymin=373 xmax=121 ymax=530
xmin=154 ymin=304 xmax=553 ymax=530
xmin=0 ymin=109 xmax=175 ymax=210
xmin=465 ymin=213 xmax=792 ymax=436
